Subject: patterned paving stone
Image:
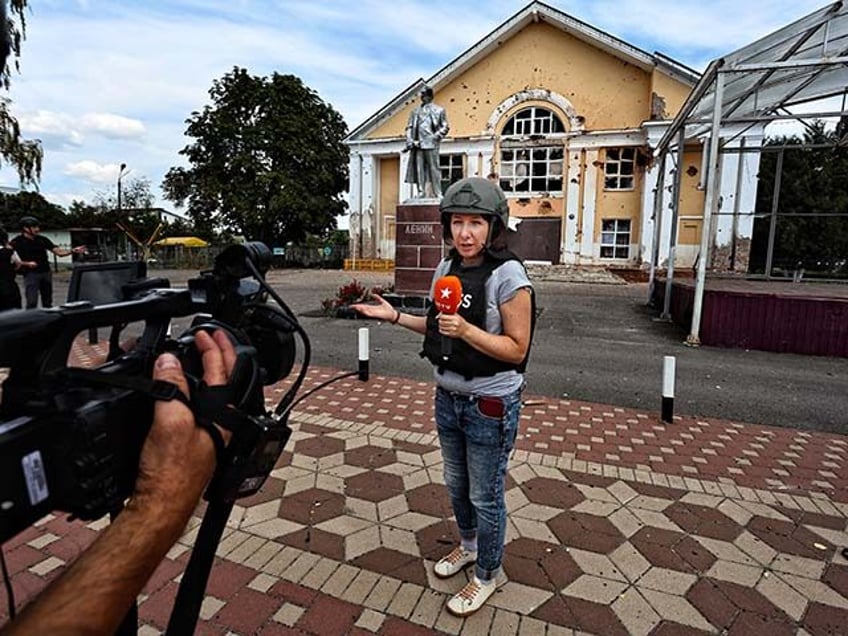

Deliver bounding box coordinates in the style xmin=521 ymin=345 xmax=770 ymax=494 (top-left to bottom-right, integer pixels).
xmin=344 ymin=471 xmax=405 ymax=502
xmin=649 ymin=621 xmax=714 ymax=635
xmin=548 ymin=511 xmax=627 ymax=554
xmin=776 ymin=507 xmax=847 ymax=531
xmin=747 ymin=515 xmax=836 ymax=560
xmin=7 ymin=347 xmax=848 ymax=635
xmin=345 ymin=444 xmax=398 ymax=469
xmin=294 ymin=434 xmax=346 ymax=458
xmin=278 ymin=527 xmax=345 ymax=561
xmin=413 ymin=520 xmax=460 ymax=563
xmin=664 ymin=502 xmax=745 ymax=542
xmin=612 ymin=587 xmax=661 ymax=636
xmin=210 ymin=587 xmax=281 ymax=634
xmin=522 ymin=477 xmax=586 ymax=509
xmin=502 ymin=538 xmax=581 ymax=590
xmin=405 ymin=483 xmax=452 ymax=518
xmin=275 ymin=487 xmax=346 ymax=525
xmin=803 ymin=601 xmax=848 ymax=636
xmin=532 ymin=594 xmax=629 ymax=635
xmin=351 ymin=547 xmax=428 ymax=586
xmin=294 ymin=593 xmax=362 ymax=635
xmin=629 ymin=527 xmax=717 ymax=574
xmin=725 ymin=610 xmax=796 ymax=636
xmin=823 ymin=563 xmax=848 ymax=599
xmin=628 ymin=481 xmax=687 ymax=500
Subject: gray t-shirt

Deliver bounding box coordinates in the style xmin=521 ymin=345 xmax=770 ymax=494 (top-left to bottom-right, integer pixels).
xmin=428 ymin=258 xmax=532 ymax=397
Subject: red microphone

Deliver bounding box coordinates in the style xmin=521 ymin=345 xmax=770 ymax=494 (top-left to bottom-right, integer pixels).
xmin=434 ymin=275 xmax=462 ymax=359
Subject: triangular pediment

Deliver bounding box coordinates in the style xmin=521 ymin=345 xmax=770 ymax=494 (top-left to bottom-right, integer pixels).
xmin=346 ymin=1 xmax=698 ymax=142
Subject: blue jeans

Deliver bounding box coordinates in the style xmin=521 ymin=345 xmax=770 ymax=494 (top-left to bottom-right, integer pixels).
xmin=435 ymin=386 xmax=522 ymax=581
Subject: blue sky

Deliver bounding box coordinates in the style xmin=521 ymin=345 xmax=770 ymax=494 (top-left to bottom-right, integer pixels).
xmin=0 ymin=0 xmax=830 ymax=215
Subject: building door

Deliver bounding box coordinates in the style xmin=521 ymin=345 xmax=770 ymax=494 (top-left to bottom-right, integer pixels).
xmin=510 ymin=218 xmax=562 ymax=264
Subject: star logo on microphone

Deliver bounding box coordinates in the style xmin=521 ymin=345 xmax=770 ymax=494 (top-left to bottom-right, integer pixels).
xmin=439 ymin=288 xmax=453 ymax=300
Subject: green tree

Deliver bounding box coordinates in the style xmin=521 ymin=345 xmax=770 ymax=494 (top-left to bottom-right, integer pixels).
xmin=1 ymin=1 xmax=43 ymax=186
xmin=94 ymin=176 xmax=162 ymax=241
xmin=0 ymin=190 xmax=65 ymax=231
xmin=65 ymin=199 xmax=111 ymax=229
xmin=162 ymin=67 xmax=349 ymax=245
xmin=751 ymin=120 xmax=848 ymax=277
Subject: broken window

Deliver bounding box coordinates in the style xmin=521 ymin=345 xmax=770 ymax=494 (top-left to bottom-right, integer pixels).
xmin=600 ymin=219 xmax=631 ymax=259
xmin=439 ymin=153 xmax=464 ymax=194
xmin=500 ymin=147 xmax=563 ymax=193
xmin=499 ymin=106 xmax=565 ymax=194
xmin=501 ymin=106 xmax=566 ymax=136
xmin=604 ymin=148 xmax=636 ymax=190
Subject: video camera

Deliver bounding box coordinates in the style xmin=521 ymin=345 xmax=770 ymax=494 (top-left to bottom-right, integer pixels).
xmin=0 ymin=241 xmax=306 ymax=544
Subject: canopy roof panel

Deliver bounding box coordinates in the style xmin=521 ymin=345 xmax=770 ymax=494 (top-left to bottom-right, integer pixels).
xmin=657 ymin=1 xmax=848 ymax=152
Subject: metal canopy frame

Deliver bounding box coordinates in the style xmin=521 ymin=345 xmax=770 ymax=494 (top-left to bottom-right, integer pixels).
xmin=651 ymin=1 xmax=848 ymax=345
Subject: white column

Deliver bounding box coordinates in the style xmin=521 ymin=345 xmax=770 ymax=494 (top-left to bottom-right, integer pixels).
xmin=361 ymin=154 xmax=375 ymax=258
xmin=580 ymin=149 xmax=599 ymax=261
xmin=563 ymin=147 xmax=581 ymax=264
xmin=640 ymin=161 xmax=660 ymax=266
xmin=349 ymin=154 xmax=362 ymax=265
xmin=399 ymin=151 xmax=412 ymax=202
xmin=641 ymin=157 xmax=676 ymax=268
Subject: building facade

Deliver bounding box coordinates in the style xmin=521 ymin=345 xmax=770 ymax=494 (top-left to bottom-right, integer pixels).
xmin=345 ymin=2 xmax=758 ymax=270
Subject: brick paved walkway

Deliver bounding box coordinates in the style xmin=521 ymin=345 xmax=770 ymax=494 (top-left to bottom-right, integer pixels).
xmin=1 ymin=341 xmax=846 ymax=634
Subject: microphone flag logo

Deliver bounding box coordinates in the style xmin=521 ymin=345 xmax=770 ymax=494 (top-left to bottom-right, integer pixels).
xmin=433 ymin=276 xmax=462 ymax=314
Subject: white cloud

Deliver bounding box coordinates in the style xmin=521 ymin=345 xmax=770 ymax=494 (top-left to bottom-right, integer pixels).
xmin=0 ymin=0 xmax=836 ymax=208
xmin=63 ymin=160 xmax=125 ymax=184
xmin=17 ymin=110 xmax=83 ymax=148
xmin=79 ymin=113 xmax=146 ymax=139
xmin=47 ymin=191 xmax=91 ymax=207
xmin=16 ymin=110 xmax=145 ymax=152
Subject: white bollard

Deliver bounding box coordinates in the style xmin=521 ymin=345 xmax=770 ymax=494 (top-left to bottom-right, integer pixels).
xmin=358 ymin=327 xmax=369 ymax=381
xmin=662 ymin=355 xmax=675 ymax=423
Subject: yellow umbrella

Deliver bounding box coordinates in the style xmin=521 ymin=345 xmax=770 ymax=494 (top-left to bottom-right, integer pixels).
xmin=153 ymin=236 xmax=209 ymax=247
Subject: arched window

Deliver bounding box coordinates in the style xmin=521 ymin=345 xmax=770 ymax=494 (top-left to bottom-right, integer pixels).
xmin=499 ymin=107 xmax=565 ymax=194
xmin=501 ymin=106 xmax=565 ymax=136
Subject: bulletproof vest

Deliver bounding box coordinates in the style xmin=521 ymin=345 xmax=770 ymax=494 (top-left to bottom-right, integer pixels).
xmin=421 ymin=251 xmax=535 ymax=380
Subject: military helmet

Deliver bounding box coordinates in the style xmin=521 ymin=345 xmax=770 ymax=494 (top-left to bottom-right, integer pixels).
xmin=20 ymin=215 xmax=40 ymax=228
xmin=439 ymin=177 xmax=509 ymax=243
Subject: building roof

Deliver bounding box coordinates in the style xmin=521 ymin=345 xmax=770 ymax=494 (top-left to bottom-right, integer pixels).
xmin=346 ymin=0 xmax=700 ymax=143
xmin=656 ymin=1 xmax=848 ymax=153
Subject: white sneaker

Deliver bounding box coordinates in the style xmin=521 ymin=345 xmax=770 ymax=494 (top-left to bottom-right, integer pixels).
xmin=446 ymin=576 xmax=498 ymax=617
xmin=433 ymin=546 xmax=477 ymax=579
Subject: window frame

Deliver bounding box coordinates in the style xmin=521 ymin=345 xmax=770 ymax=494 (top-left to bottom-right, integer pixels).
xmin=501 ymin=106 xmax=566 ymax=136
xmin=439 ymin=153 xmax=464 ymax=194
xmin=603 ymin=147 xmax=637 ymax=191
xmin=499 ymin=145 xmax=564 ymax=194
xmin=599 ymin=218 xmax=632 ymax=260
xmin=498 ymin=106 xmax=567 ymax=195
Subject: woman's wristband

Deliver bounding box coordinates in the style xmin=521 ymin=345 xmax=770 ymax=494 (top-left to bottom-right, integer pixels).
xmin=391 ymin=310 xmax=401 ymax=325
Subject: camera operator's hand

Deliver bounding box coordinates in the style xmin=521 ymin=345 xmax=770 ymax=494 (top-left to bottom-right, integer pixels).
xmin=131 ymin=329 xmax=236 ymax=524
xmin=1 ymin=330 xmax=236 ymax=636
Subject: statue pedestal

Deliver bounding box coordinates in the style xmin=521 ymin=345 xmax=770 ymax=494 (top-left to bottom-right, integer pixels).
xmin=394 ymin=200 xmax=445 ymax=295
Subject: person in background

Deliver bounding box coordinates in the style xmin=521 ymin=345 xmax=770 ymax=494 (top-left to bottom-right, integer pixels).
xmin=0 ymin=227 xmax=33 ymax=311
xmin=10 ymin=216 xmax=86 ymax=308
xmin=352 ymin=177 xmax=534 ymax=617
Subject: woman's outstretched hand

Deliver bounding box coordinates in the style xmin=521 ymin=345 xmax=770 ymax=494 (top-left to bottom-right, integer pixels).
xmin=351 ymin=292 xmax=397 ymax=322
